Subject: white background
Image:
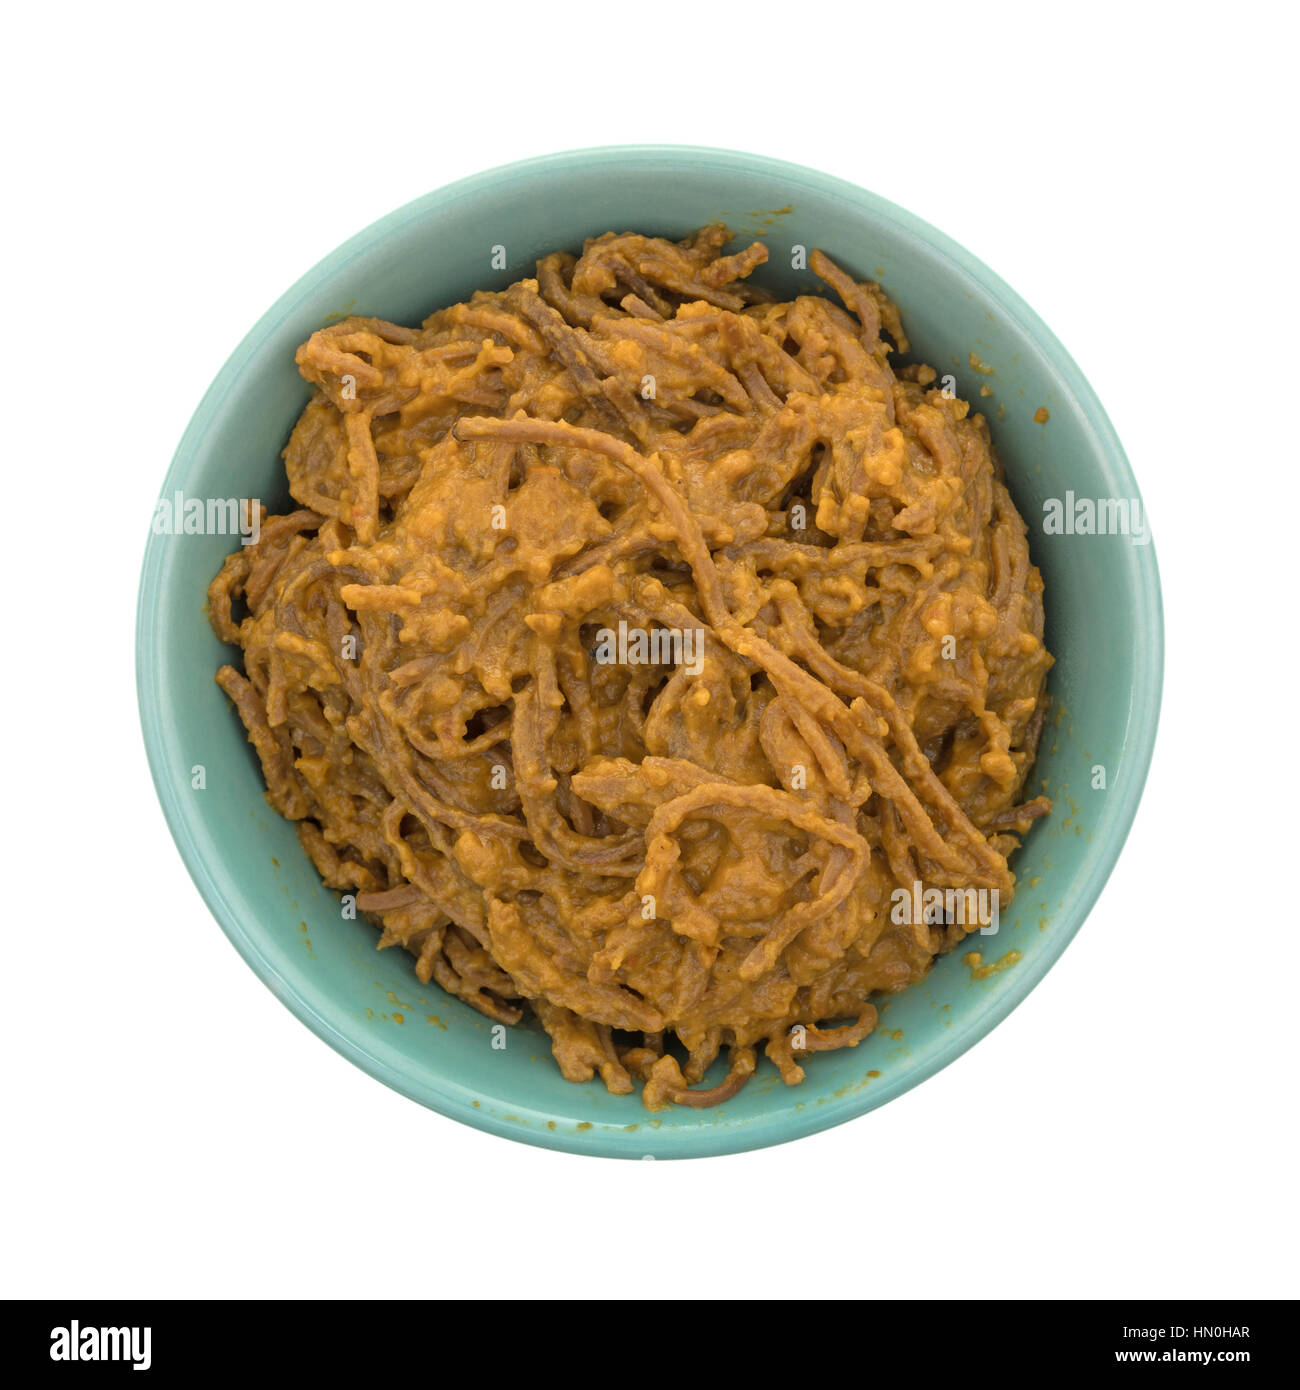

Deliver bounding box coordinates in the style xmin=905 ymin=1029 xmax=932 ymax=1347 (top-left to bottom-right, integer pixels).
xmin=5 ymin=1 xmax=1295 ymax=1301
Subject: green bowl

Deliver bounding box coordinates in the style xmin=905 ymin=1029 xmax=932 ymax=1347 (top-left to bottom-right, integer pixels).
xmin=136 ymin=146 xmax=1162 ymax=1158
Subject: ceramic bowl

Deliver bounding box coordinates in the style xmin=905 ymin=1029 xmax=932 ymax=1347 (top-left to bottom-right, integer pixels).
xmin=137 ymin=146 xmax=1163 ymax=1157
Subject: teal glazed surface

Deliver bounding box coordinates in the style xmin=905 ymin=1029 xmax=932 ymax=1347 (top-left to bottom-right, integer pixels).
xmin=136 ymin=147 xmax=1163 ymax=1158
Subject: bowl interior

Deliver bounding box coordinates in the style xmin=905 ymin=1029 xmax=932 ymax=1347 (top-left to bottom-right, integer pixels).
xmin=137 ymin=147 xmax=1162 ymax=1157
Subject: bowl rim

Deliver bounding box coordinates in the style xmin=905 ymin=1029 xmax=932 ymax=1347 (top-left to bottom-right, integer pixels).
xmin=136 ymin=144 xmax=1164 ymax=1159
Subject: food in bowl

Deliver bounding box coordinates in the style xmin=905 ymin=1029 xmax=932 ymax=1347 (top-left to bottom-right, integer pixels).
xmin=207 ymin=225 xmax=1054 ymax=1110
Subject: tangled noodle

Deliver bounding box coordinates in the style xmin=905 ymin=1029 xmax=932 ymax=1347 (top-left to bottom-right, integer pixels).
xmin=208 ymin=225 xmax=1054 ymax=1110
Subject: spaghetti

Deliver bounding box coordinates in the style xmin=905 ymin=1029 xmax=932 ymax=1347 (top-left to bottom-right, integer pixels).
xmin=208 ymin=226 xmax=1053 ymax=1109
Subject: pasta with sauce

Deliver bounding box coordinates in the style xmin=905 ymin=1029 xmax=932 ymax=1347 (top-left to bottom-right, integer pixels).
xmin=208 ymin=226 xmax=1053 ymax=1110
